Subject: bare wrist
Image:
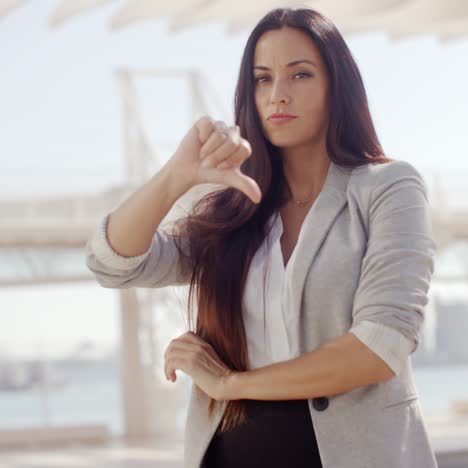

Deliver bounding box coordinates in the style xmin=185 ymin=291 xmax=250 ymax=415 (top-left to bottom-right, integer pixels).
xmin=159 ymin=161 xmax=193 ymax=200
xmin=223 ymin=370 xmax=247 ymax=401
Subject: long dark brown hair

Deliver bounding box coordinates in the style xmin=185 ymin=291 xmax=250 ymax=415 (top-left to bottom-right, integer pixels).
xmin=170 ymin=7 xmax=392 ymax=433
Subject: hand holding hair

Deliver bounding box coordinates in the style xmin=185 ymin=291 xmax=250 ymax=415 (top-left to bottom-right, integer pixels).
xmin=163 ymin=331 xmax=237 ymax=401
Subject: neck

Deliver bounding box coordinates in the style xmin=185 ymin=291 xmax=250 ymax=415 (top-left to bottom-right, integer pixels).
xmin=281 ymin=141 xmax=331 ymax=202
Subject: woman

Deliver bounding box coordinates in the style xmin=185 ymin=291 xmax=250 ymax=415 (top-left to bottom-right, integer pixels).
xmin=86 ymin=7 xmax=438 ymax=468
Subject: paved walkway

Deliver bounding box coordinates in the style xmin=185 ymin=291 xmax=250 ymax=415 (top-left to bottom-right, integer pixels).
xmin=1 ymin=411 xmax=467 ymax=468
xmin=425 ymin=409 xmax=468 ymax=454
xmin=0 ymin=435 xmax=185 ymax=468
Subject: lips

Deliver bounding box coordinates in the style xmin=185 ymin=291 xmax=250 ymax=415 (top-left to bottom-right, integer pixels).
xmin=268 ymin=115 xmax=297 ymax=124
xmin=268 ymin=113 xmax=297 ymax=120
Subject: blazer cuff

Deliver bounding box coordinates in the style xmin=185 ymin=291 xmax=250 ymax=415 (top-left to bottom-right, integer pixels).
xmin=349 ymin=320 xmax=416 ymax=376
xmin=87 ymin=213 xmax=153 ymax=271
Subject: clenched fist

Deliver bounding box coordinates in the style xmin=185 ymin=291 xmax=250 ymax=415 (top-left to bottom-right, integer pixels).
xmin=166 ymin=116 xmax=262 ymax=204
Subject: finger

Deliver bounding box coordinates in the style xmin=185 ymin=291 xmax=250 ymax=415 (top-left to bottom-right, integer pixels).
xmin=175 ymin=332 xmax=210 ymax=352
xmin=164 ymin=341 xmax=181 ymax=381
xmin=214 ymin=120 xmax=229 ymax=132
xmin=221 ymin=169 xmax=262 ymax=204
xmin=164 ymin=349 xmax=172 ymax=380
xmin=229 ymin=124 xmax=241 ymax=141
xmin=217 ymin=160 xmax=233 ymax=170
xmin=166 ymin=338 xmax=205 ymax=367
xmin=226 ymin=125 xmax=241 ymax=146
xmin=200 ymin=123 xmax=235 ymax=159
xmin=216 ymin=139 xmax=250 ymax=169
xmin=216 ymin=154 xmax=241 ymax=170
xmin=200 ymin=160 xmax=261 ymax=203
xmin=201 ymin=139 xmax=239 ymax=168
xmin=165 ymin=354 xmax=181 ymax=382
xmin=201 ymin=127 xmax=242 ymax=166
xmin=195 ymin=116 xmax=216 ymax=144
xmin=166 ymin=349 xmax=195 ymax=381
xmin=166 ymin=359 xmax=177 ymax=382
xmin=200 ymin=130 xmax=228 ymax=160
xmin=164 ymin=359 xmax=171 ymax=380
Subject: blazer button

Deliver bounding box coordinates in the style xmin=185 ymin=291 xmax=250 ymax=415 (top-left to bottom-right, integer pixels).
xmin=312 ymin=396 xmax=329 ymax=411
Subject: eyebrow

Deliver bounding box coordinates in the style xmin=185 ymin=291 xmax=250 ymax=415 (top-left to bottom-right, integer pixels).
xmin=253 ymin=59 xmax=317 ymax=71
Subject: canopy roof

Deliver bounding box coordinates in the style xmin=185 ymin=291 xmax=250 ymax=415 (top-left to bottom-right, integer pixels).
xmin=1 ymin=0 xmax=467 ymax=41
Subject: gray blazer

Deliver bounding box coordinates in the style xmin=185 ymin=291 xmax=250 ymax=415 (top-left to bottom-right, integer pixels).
xmin=86 ymin=159 xmax=438 ymax=468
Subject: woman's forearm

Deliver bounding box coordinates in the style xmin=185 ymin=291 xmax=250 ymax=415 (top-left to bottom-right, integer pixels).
xmin=226 ymin=332 xmax=394 ymax=401
xmin=106 ymin=161 xmax=191 ymax=257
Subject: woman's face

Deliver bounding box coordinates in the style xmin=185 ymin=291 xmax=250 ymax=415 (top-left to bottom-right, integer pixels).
xmin=253 ymin=27 xmax=330 ymax=149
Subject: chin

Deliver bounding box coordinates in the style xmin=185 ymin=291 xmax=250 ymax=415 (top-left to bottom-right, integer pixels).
xmin=268 ymin=135 xmax=306 ymax=149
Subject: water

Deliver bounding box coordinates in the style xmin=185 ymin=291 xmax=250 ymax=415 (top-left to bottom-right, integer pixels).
xmin=0 ymin=359 xmax=123 ymax=434
xmin=413 ymin=364 xmax=468 ymax=412
xmin=1 ymin=361 xmax=467 ymax=435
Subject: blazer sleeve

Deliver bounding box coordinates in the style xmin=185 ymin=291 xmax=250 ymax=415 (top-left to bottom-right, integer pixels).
xmin=348 ymin=160 xmax=436 ymax=377
xmin=85 ymin=212 xmax=193 ymax=288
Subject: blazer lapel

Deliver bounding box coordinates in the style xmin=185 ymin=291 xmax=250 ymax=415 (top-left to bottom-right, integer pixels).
xmin=288 ymin=160 xmax=351 ymax=349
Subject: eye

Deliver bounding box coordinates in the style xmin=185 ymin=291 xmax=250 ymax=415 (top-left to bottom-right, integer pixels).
xmin=294 ymin=71 xmax=312 ymax=79
xmin=254 ymin=75 xmax=269 ymax=83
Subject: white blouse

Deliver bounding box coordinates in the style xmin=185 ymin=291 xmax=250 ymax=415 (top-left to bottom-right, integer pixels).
xmin=243 ymin=211 xmax=303 ymax=369
xmin=89 ymin=210 xmax=412 ymax=376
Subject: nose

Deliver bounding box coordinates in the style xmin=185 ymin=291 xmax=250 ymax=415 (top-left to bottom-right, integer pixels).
xmin=270 ymin=79 xmax=291 ymax=105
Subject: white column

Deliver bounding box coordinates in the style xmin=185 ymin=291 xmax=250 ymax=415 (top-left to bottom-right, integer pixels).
xmin=119 ymin=288 xmax=148 ymax=439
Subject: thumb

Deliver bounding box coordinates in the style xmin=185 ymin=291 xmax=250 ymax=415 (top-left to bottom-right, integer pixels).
xmin=222 ymin=169 xmax=262 ymax=204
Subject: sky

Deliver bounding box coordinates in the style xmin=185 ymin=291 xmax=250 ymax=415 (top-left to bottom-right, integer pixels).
xmin=1 ymin=1 xmax=468 ymax=358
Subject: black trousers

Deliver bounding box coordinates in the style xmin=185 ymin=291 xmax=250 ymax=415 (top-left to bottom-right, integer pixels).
xmin=204 ymin=398 xmax=323 ymax=468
